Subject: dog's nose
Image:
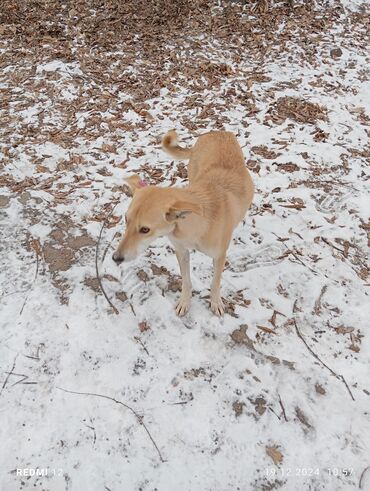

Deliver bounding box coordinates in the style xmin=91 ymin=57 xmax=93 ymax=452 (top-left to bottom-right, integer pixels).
xmin=112 ymin=252 xmax=124 ymax=264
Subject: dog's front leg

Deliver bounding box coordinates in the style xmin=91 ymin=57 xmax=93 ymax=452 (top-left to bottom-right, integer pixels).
xmin=210 ymin=254 xmax=226 ymax=316
xmin=174 ymin=247 xmax=192 ymax=316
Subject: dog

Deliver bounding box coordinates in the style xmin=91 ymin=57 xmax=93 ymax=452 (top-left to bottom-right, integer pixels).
xmin=112 ymin=130 xmax=254 ymax=316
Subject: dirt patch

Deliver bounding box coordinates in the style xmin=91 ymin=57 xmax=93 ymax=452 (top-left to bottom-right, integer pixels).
xmin=232 ymin=401 xmax=245 ymax=417
xmin=66 ymin=235 xmax=95 ymax=250
xmin=84 ymin=276 xmax=100 ymax=292
xmin=230 ymin=325 xmax=255 ymax=350
xmin=43 ymin=223 xmax=95 ymax=274
xmin=51 ymin=275 xmax=71 ymax=305
xmin=43 ymin=243 xmax=75 ymax=272
xmin=0 ymin=195 xmax=10 ymax=208
xmin=115 ymin=291 xmax=128 ymax=303
xmin=252 ymin=396 xmax=267 ymax=416
xmin=84 ymin=275 xmax=122 ymax=295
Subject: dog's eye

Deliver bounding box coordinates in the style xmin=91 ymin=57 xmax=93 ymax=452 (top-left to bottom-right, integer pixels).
xmin=139 ymin=227 xmax=150 ymax=234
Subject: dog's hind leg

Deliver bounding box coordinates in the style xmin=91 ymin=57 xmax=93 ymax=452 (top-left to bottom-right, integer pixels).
xmin=210 ymin=253 xmax=226 ymax=316
xmin=174 ymin=247 xmax=192 ymax=316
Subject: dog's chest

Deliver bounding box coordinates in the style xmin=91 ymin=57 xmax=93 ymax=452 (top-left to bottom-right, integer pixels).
xmin=169 ymin=234 xmax=215 ymax=258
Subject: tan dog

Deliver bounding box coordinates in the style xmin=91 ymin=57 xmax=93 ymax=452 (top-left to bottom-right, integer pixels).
xmin=113 ymin=130 xmax=254 ymax=316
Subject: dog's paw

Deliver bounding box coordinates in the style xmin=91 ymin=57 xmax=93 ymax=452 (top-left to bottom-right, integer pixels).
xmin=210 ymin=296 xmax=224 ymax=317
xmin=175 ymin=294 xmax=191 ymax=316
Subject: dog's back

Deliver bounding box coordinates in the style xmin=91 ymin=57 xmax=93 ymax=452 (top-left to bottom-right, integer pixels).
xmin=189 ymin=131 xmax=244 ymax=176
xmin=162 ymin=129 xmax=254 ymax=227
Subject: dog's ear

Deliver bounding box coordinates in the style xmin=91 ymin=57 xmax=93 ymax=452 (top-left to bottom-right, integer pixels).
xmin=166 ymin=201 xmax=202 ymax=221
xmin=124 ymin=175 xmax=148 ymax=194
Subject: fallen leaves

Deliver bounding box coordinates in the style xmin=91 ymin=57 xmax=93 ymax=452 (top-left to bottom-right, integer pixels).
xmin=295 ymin=407 xmax=312 ymax=430
xmin=315 ymin=383 xmax=326 ymax=395
xmin=29 ymin=237 xmax=43 ymax=258
xmin=257 ymin=325 xmax=277 ymax=335
xmin=138 ymin=321 xmax=150 ymax=333
xmin=334 ymin=325 xmax=354 ymax=335
xmin=266 ymin=445 xmax=284 ymax=465
xmin=268 ymin=96 xmax=328 ymax=125
xmin=251 ymin=145 xmax=281 ymax=160
xmin=253 ymin=396 xmax=267 ymax=416
xmin=232 ymin=401 xmax=245 ymax=417
xmin=278 ymin=162 xmax=300 ymax=173
xmin=330 ymin=47 xmax=343 ymax=59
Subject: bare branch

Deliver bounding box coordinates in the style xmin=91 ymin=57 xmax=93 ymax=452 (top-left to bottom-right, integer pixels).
xmin=359 ymin=465 xmax=370 ymax=489
xmin=0 ymin=354 xmax=19 ymax=397
xmin=57 ymin=387 xmax=166 ymax=462
xmin=278 ymin=393 xmax=288 ymax=422
xmin=294 ymin=319 xmax=355 ymax=401
xmin=95 ymin=203 xmax=119 ymax=314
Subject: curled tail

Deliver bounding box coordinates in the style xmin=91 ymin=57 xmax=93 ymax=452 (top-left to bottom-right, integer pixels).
xmin=162 ymin=130 xmax=192 ymax=160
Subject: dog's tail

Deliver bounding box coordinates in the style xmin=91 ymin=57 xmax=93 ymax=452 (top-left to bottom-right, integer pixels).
xmin=162 ymin=130 xmax=192 ymax=160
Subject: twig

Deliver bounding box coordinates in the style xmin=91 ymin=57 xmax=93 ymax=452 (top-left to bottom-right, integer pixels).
xmin=34 ymin=249 xmax=40 ymax=282
xmin=294 ymin=319 xmax=355 ymax=401
xmin=359 ymin=465 xmax=370 ymax=489
xmin=57 ymin=387 xmax=166 ymax=463
xmin=272 ymin=232 xmax=319 ymax=276
xmin=20 ymin=245 xmax=40 ymax=316
xmin=268 ymin=407 xmax=281 ymax=420
xmin=0 ymin=354 xmax=19 ymax=396
xmin=95 ymin=203 xmax=119 ymax=314
xmin=278 ymin=393 xmax=288 ymax=422
xmin=8 ymin=373 xmax=28 ymax=386
xmin=84 ymin=420 xmax=96 ymax=445
xmin=312 ymin=284 xmax=328 ymax=315
xmin=134 ymin=336 xmax=149 ymax=356
xmin=321 ymin=237 xmax=345 ymax=254
xmin=272 ymin=232 xmax=341 ymax=285
xmin=321 ymin=237 xmax=366 ymax=281
xmin=129 ymin=302 xmax=136 ymax=316
xmin=102 ymin=232 xmax=119 ymax=264
xmin=19 ymin=296 xmax=28 ymax=316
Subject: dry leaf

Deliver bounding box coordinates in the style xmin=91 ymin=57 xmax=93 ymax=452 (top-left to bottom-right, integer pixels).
xmin=334 ymin=326 xmax=354 ymax=335
xmin=138 ymin=321 xmax=150 ymax=333
xmin=257 ymin=325 xmax=277 ymax=335
xmin=266 ymin=445 xmax=283 ymax=465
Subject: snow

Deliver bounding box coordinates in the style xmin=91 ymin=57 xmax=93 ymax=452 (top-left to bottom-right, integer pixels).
xmin=1 ymin=1 xmax=370 ymax=490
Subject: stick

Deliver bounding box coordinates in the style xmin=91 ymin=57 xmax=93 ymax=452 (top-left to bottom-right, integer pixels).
xmin=278 ymin=393 xmax=288 ymax=422
xmin=134 ymin=336 xmax=149 ymax=356
xmin=272 ymin=232 xmax=319 ymax=276
xmin=313 ymin=284 xmax=327 ymax=315
xmin=294 ymin=319 xmax=355 ymax=401
xmin=95 ymin=203 xmax=119 ymax=314
xmin=268 ymin=407 xmax=281 ymax=420
xmin=0 ymin=354 xmax=19 ymax=396
xmin=359 ymin=465 xmax=370 ymax=489
xmin=57 ymin=387 xmax=166 ymax=462
xmin=321 ymin=237 xmax=345 ymax=254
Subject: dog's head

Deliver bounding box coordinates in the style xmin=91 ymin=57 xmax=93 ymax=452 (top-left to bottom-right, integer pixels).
xmin=112 ymin=175 xmax=201 ymax=264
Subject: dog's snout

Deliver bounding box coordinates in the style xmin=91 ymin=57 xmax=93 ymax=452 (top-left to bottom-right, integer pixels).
xmin=112 ymin=252 xmax=124 ymax=264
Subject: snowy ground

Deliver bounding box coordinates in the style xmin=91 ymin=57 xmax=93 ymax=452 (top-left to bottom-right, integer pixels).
xmin=1 ymin=1 xmax=370 ymax=490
